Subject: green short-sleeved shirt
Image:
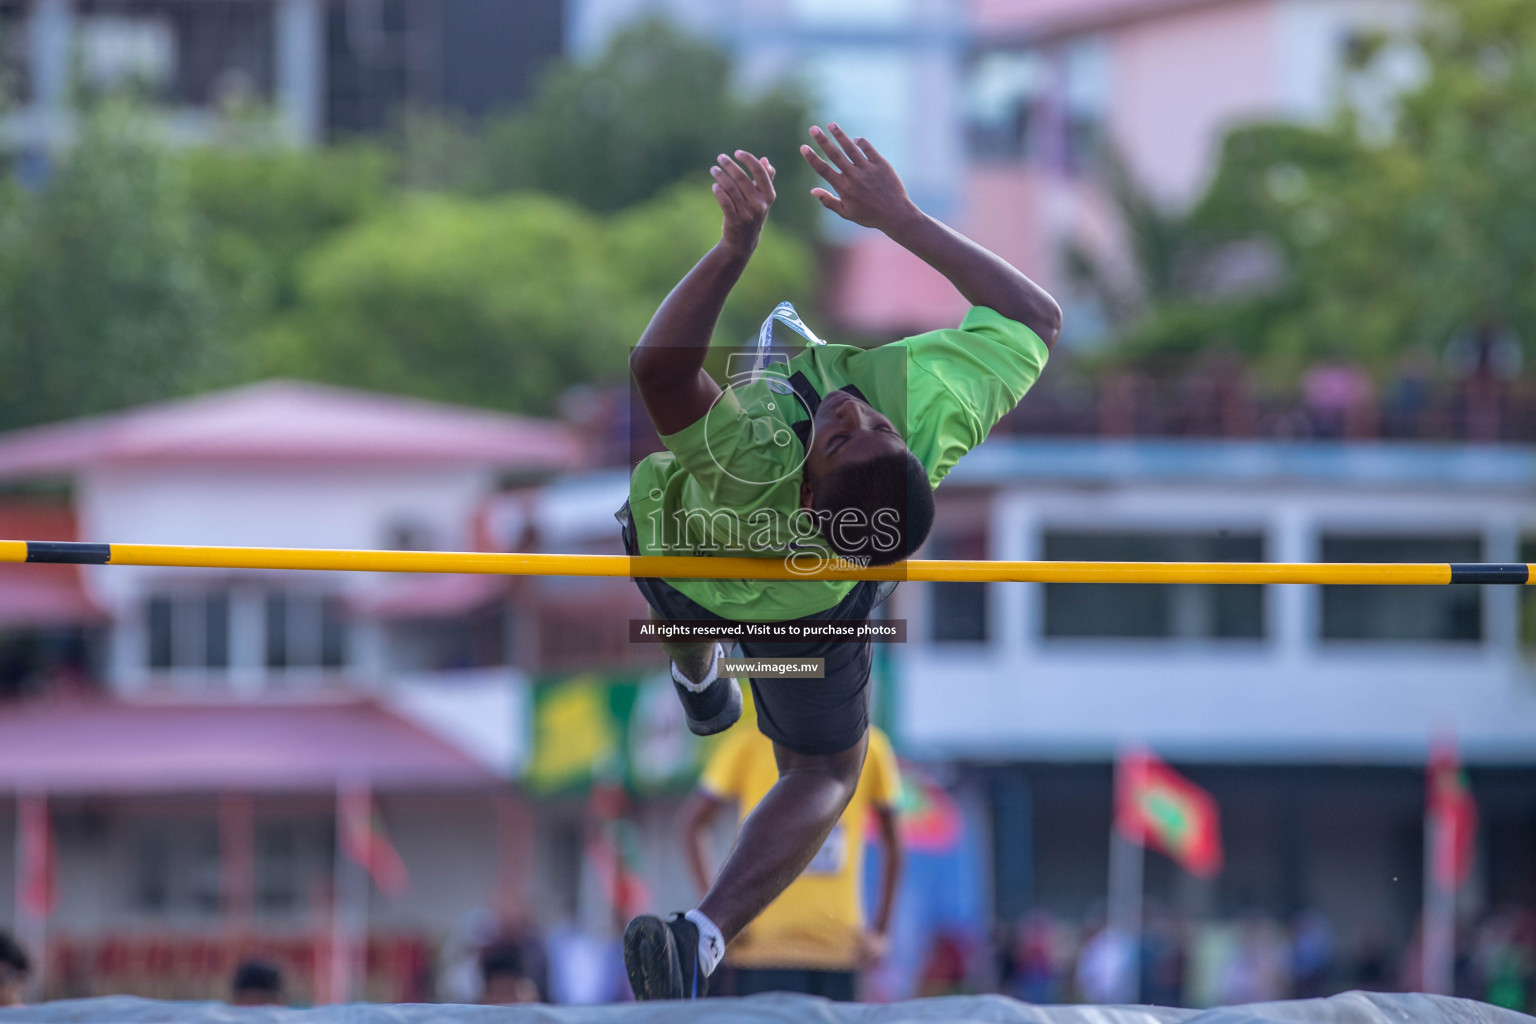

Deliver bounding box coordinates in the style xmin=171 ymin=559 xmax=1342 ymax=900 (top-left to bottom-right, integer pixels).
xmin=628 ymin=305 xmax=1049 ymax=621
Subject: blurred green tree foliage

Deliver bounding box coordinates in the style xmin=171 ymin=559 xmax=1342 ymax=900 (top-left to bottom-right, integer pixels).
xmin=468 ymin=18 xmax=819 ymax=236
xmin=260 ymin=184 xmax=812 ymax=415
xmin=0 ymin=19 xmax=820 ymax=426
xmin=183 ymin=144 xmax=390 ymax=328
xmin=607 ymin=183 xmax=814 ymax=348
xmin=1091 ymin=0 xmax=1536 ymax=381
xmin=0 ymin=105 xmax=227 ymax=430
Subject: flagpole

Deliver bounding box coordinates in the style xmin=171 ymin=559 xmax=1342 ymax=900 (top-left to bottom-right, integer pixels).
xmin=15 ymin=790 xmax=48 ymax=1001
xmin=331 ymin=781 xmax=368 ymax=1004
xmin=1108 ymin=755 xmax=1143 ymax=1004
xmin=355 ymin=782 xmax=372 ymax=1003
xmin=1108 ymin=826 xmax=1143 ymax=1002
xmin=1422 ymin=757 xmax=1455 ymax=996
xmin=330 ymin=782 xmax=347 ymax=1003
xmin=11 ymin=792 xmax=23 ymax=995
xmin=1422 ymin=815 xmax=1453 ymax=994
xmin=11 ymin=793 xmax=18 ymax=976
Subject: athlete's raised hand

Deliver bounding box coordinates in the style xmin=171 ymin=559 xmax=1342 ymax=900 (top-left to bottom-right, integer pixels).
xmin=711 ymin=150 xmax=776 ymax=256
xmin=800 ymin=124 xmax=920 ymax=234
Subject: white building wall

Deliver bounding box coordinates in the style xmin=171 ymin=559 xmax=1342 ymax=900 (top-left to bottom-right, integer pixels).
xmin=369 ymin=795 xmax=504 ymax=931
xmin=1102 ymin=0 xmax=1416 ymax=208
xmin=1104 ymin=0 xmax=1282 ymax=207
xmin=5 ymin=0 xmax=326 ymax=151
xmin=28 ymin=796 xmax=504 ymax=936
xmin=899 ymin=482 xmax=1536 ymax=762
xmin=74 ymin=463 xmax=493 ymax=692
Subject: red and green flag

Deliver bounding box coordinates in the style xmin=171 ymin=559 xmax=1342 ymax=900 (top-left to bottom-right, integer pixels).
xmin=890 ymin=764 xmax=963 ymax=853
xmin=1427 ymin=739 xmax=1477 ymax=890
xmin=340 ymin=785 xmax=409 ymax=897
xmin=585 ymin=783 xmax=651 ymax=918
xmin=1115 ymin=748 xmax=1223 ymax=878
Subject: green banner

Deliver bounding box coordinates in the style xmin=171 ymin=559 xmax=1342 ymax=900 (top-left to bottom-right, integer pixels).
xmin=526 ymin=651 xmax=892 ymax=792
xmin=526 ymin=671 xmax=734 ymax=794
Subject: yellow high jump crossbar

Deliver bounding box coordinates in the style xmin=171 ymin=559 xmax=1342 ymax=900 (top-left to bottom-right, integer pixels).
xmin=0 ymin=540 xmax=1531 ymax=585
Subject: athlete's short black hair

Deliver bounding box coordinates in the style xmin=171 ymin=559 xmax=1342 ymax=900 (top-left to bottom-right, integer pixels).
xmin=811 ymin=449 xmax=934 ymax=566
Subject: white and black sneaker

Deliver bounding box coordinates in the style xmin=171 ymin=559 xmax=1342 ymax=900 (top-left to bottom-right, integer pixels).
xmin=623 ymin=912 xmax=707 ymax=1000
xmin=671 ymin=643 xmax=741 ymax=736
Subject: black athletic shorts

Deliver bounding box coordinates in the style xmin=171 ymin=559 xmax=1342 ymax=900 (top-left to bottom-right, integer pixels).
xmin=618 ymin=502 xmax=893 ymax=757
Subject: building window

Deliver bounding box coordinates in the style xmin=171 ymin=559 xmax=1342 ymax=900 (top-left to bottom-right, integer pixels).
xmin=146 ymin=593 xmax=230 ymax=671
xmin=75 ymin=0 xmax=277 ymax=106
xmin=385 ymin=519 xmax=438 ymax=551
xmin=0 ymin=3 xmax=30 ymax=105
xmin=1321 ymin=535 xmax=1483 ymax=642
xmin=387 ymin=604 xmax=508 ymax=673
xmin=76 ymin=11 xmax=177 ymax=98
xmin=146 ymin=589 xmax=347 ymax=678
xmin=1062 ymin=38 xmax=1110 ymax=175
xmin=256 ymin=823 xmax=302 ymax=914
xmin=131 ymin=820 xmax=250 ymax=917
xmin=190 ymin=828 xmax=222 ymax=914
xmin=966 ymin=39 xmax=1108 ymax=172
xmin=134 ymin=833 xmax=172 ymax=914
xmin=1042 ymin=531 xmax=1265 ymax=639
xmin=928 ymin=533 xmax=989 ymax=643
xmin=265 ymin=593 xmax=347 ymax=670
xmin=965 ymin=49 xmax=1042 ymax=160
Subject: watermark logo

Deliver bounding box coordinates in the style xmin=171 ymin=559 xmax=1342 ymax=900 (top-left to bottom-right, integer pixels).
xmin=641 ymin=503 xmax=898 ymax=576
xmin=785 ymin=549 xmax=874 ymax=577
xmin=700 ymin=351 xmax=815 ymax=488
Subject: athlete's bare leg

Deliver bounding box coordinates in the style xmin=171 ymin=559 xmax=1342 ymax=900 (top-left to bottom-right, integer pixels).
xmin=697 ymin=731 xmax=868 ymax=940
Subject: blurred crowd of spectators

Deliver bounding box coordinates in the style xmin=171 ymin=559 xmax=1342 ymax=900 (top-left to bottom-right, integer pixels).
xmin=564 ymin=352 xmax=1536 ymax=470
xmin=3 ymin=906 xmax=1534 ymax=1010
xmin=974 ymin=905 xmax=1536 ymax=1013
xmin=430 ymin=904 xmax=1536 ymax=1011
xmin=1002 ymin=353 xmax=1536 ymax=445
xmin=422 ymin=903 xmax=1536 ymax=1011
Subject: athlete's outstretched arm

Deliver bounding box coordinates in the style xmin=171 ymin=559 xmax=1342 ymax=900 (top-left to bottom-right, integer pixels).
xmin=629 ymin=151 xmax=777 ymax=437
xmin=801 ymin=124 xmax=1062 ymax=348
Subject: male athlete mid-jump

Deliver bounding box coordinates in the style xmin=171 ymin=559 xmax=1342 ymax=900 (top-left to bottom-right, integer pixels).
xmin=620 ymin=123 xmax=1061 ymax=1000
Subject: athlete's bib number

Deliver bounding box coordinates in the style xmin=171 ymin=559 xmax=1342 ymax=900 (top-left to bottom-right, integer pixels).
xmin=805 ymin=823 xmax=847 ymax=875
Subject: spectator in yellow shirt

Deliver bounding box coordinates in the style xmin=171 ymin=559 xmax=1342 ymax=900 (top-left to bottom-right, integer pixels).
xmin=679 ymin=725 xmax=903 ymax=1000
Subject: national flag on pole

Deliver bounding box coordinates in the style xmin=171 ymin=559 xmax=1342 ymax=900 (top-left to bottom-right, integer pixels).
xmin=339 ymin=786 xmax=409 ymax=897
xmin=585 ymin=783 xmax=651 ymax=918
xmin=890 ymin=764 xmax=963 ymax=853
xmin=19 ymin=792 xmax=57 ymax=919
xmin=1115 ymin=748 xmax=1223 ymax=878
xmin=1428 ymin=739 xmax=1477 ymax=890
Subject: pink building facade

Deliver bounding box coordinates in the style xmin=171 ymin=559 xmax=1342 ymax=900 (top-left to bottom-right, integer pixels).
xmin=832 ymin=0 xmax=1416 ymax=338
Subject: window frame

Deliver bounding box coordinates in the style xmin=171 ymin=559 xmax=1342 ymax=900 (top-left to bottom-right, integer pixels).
xmin=1316 ymin=531 xmax=1487 ymax=645
xmin=1038 ymin=527 xmax=1269 ymax=643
